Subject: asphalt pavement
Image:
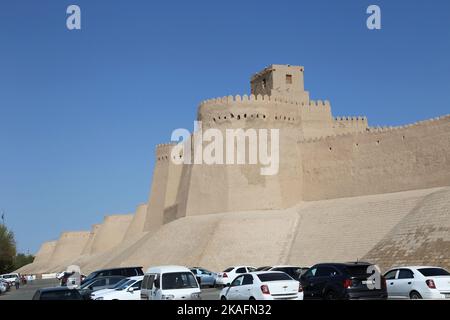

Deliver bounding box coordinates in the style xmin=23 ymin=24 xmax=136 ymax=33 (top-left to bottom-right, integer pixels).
xmin=0 ymin=279 xmax=60 ymax=300
xmin=0 ymin=279 xmax=221 ymax=300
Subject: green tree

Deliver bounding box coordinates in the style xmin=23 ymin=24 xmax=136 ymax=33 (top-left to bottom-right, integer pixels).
xmin=0 ymin=223 xmax=17 ymax=273
xmin=13 ymin=253 xmax=35 ymax=270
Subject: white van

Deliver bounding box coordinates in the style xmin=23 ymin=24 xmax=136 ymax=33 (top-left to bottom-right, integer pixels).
xmin=141 ymin=266 xmax=201 ymax=300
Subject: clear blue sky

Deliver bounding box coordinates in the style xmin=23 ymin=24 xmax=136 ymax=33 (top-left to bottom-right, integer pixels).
xmin=1 ymin=0 xmax=449 ymax=253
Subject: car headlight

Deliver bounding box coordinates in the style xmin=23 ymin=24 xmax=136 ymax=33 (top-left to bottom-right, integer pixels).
xmin=191 ymin=293 xmax=201 ymax=300
xmin=161 ymin=294 xmax=175 ymax=300
xmin=95 ymin=297 xmax=104 ymax=300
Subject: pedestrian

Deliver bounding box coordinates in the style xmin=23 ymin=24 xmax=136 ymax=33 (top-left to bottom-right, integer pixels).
xmin=14 ymin=276 xmax=20 ymax=290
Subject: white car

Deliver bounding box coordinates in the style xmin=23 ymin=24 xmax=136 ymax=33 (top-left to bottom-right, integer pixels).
xmin=90 ymin=278 xmax=130 ymax=299
xmin=141 ymin=265 xmax=201 ymax=300
xmin=384 ymin=266 xmax=450 ymax=299
xmin=0 ymin=273 xmax=19 ymax=284
xmin=219 ymin=271 xmax=303 ymax=300
xmin=216 ymin=266 xmax=256 ymax=286
xmin=92 ymin=276 xmax=143 ymax=300
xmin=0 ymin=281 xmax=7 ymax=294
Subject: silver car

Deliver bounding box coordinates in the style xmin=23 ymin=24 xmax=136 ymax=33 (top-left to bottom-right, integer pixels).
xmin=190 ymin=267 xmax=218 ymax=288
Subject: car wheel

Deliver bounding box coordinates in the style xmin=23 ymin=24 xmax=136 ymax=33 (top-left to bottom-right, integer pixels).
xmin=249 ymin=297 xmax=255 ymax=300
xmin=410 ymin=291 xmax=422 ymax=299
xmin=220 ymin=296 xmax=227 ymax=300
xmin=325 ymin=290 xmax=337 ymax=300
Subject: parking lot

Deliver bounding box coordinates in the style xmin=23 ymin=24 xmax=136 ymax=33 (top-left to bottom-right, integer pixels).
xmin=0 ymin=279 xmax=59 ymax=300
xmin=0 ymin=279 xmax=222 ymax=300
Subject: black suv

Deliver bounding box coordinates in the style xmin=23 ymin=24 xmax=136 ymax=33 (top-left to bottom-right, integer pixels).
xmin=81 ymin=267 xmax=143 ymax=285
xmin=300 ymin=262 xmax=387 ymax=300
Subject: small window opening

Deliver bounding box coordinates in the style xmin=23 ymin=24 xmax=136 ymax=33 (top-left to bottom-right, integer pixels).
xmin=286 ymin=74 xmax=293 ymax=84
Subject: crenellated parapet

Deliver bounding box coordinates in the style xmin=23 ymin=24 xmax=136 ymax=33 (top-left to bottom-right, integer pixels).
xmin=333 ymin=116 xmax=369 ymax=135
xmin=199 ymin=94 xmax=330 ymax=109
xmin=156 ymin=143 xmax=176 ymax=161
xmin=300 ymin=114 xmax=450 ymax=144
xmin=198 ymin=94 xmax=331 ymax=131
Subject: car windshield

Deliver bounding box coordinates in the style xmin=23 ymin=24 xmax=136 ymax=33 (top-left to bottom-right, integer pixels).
xmin=257 ymin=273 xmax=292 ymax=282
xmin=162 ymin=272 xmax=198 ymax=290
xmin=223 ymin=267 xmax=234 ymax=272
xmin=115 ymin=279 xmax=134 ymax=291
xmin=200 ymin=269 xmax=211 ymax=274
xmin=418 ymin=268 xmax=450 ymax=277
xmin=111 ymin=278 xmax=130 ymax=290
xmin=80 ymin=278 xmax=98 ymax=289
xmin=83 ymin=271 xmax=99 ymax=282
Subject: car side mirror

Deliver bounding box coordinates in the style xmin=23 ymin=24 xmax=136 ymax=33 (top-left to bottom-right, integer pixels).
xmin=225 ymin=283 xmax=230 ymax=287
xmin=128 ymin=287 xmax=134 ymax=293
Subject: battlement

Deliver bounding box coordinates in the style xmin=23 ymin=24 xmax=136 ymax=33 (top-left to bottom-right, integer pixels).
xmin=334 ymin=116 xmax=368 ymax=121
xmin=156 ymin=143 xmax=176 ymax=161
xmin=333 ymin=116 xmax=369 ymax=134
xmin=198 ymin=95 xmax=331 ymax=130
xmin=200 ymin=94 xmax=328 ymax=109
xmin=301 ymin=114 xmax=450 ymax=143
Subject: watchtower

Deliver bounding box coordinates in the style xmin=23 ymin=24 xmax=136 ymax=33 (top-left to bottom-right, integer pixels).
xmin=250 ymin=64 xmax=310 ymax=102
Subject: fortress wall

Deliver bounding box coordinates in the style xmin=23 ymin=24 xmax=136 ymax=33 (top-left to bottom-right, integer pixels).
xmin=117 ymin=209 xmax=300 ymax=271
xmin=118 ymin=214 xmax=222 ymax=270
xmin=15 ymin=241 xmax=58 ymax=274
xmin=70 ymin=230 xmax=151 ymax=274
xmin=123 ymin=203 xmax=148 ymax=242
xmin=363 ymin=187 xmax=450 ymax=271
xmin=143 ymin=144 xmax=173 ymax=233
xmin=199 ymin=95 xmax=334 ymax=139
xmin=81 ymin=224 xmax=101 ymax=255
xmin=196 ymin=210 xmax=300 ymax=269
xmin=173 ymin=160 xmax=194 ymax=221
xmin=287 ymin=188 xmax=440 ymax=267
xmin=47 ymin=231 xmax=90 ymax=270
xmin=89 ymin=214 xmax=133 ymax=254
xmin=301 ymin=115 xmax=450 ymax=201
xmin=299 ymin=100 xmax=335 ymax=139
xmin=180 ymin=95 xmax=305 ymax=216
xmin=181 ymin=163 xmax=230 ymax=216
xmin=332 ymin=116 xmax=368 ymax=135
xmin=116 ymin=187 xmax=447 ymax=272
xmin=32 ymin=241 xmax=58 ymax=265
xmin=163 ymin=151 xmax=184 ymax=224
